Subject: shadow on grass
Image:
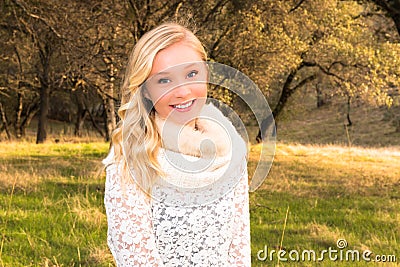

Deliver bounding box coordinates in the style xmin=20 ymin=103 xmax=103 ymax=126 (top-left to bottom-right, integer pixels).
xmin=0 ymin=154 xmax=105 ymax=195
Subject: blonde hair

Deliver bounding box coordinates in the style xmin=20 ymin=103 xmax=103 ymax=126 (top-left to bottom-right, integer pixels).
xmin=111 ymin=22 xmax=207 ymax=192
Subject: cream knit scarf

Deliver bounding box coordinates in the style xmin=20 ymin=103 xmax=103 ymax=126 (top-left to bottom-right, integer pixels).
xmin=154 ymin=103 xmax=247 ymax=191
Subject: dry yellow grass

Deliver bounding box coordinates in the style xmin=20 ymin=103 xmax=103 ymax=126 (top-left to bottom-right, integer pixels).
xmin=248 ymin=142 xmax=400 ymax=197
xmin=88 ymin=246 xmax=115 ymax=265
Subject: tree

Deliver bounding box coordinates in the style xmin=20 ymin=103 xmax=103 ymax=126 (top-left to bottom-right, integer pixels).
xmin=252 ymin=0 xmax=400 ymax=141
xmin=1 ymin=0 xmax=132 ymax=142
xmin=1 ymin=0 xmax=399 ymax=143
xmin=0 ymin=0 xmax=62 ymax=142
xmin=59 ymin=1 xmax=131 ymax=141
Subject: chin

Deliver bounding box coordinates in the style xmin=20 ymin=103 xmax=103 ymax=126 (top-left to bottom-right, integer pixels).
xmin=170 ymin=100 xmax=205 ymax=126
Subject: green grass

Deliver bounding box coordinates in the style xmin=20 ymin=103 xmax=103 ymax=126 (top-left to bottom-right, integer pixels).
xmin=249 ymin=144 xmax=399 ymax=266
xmin=0 ymin=141 xmax=399 ymax=266
xmin=0 ymin=142 xmax=112 ymax=266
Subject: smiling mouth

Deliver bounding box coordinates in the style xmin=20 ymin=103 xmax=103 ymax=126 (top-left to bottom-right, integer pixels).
xmin=171 ymin=99 xmax=195 ymax=110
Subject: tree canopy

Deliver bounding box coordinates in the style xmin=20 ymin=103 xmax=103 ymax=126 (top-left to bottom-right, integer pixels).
xmin=0 ymin=0 xmax=399 ymax=142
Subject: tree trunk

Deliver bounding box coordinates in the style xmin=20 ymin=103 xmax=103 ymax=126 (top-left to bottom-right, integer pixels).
xmin=256 ymin=67 xmax=299 ymax=143
xmin=272 ymin=70 xmax=298 ymax=120
xmin=36 ymin=42 xmax=52 ymax=144
xmin=19 ymin=100 xmax=40 ymax=137
xmin=256 ymin=114 xmax=276 ymax=143
xmin=346 ymin=95 xmax=352 ymax=126
xmin=256 ymin=62 xmax=316 ymax=142
xmin=36 ymin=83 xmax=50 ymax=143
xmin=21 ymin=108 xmax=38 ymax=137
xmin=15 ymin=92 xmax=23 ymax=138
xmin=316 ymin=84 xmax=325 ymax=108
xmin=14 ymin=45 xmax=24 ymax=138
xmin=103 ymin=95 xmax=115 ymax=142
xmin=75 ymin=110 xmax=88 ymax=137
xmin=0 ymin=102 xmax=11 ymax=140
xmin=102 ymin=58 xmax=116 ymax=142
xmin=73 ymin=87 xmax=87 ymax=137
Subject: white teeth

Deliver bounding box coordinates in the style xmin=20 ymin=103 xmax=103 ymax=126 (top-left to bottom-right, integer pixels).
xmin=174 ymin=100 xmax=193 ymax=109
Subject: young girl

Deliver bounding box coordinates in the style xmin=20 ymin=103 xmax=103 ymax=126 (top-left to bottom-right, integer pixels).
xmin=103 ymin=22 xmax=250 ymax=266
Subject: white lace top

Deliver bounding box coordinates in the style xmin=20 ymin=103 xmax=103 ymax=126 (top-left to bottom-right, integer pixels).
xmin=103 ymin=104 xmax=251 ymax=266
xmin=104 ymin=152 xmax=250 ymax=266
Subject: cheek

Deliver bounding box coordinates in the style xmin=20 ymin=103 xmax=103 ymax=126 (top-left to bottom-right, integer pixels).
xmin=153 ymin=94 xmax=171 ymax=110
xmin=147 ymin=89 xmax=163 ymax=104
xmin=193 ymin=84 xmax=208 ymax=110
xmin=152 ymin=98 xmax=172 ymax=119
xmin=147 ymin=87 xmax=170 ymax=111
xmin=193 ymin=83 xmax=208 ymax=98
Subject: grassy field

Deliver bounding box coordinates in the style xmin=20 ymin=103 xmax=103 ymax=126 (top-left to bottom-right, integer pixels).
xmin=249 ymin=143 xmax=399 ymax=266
xmin=0 ymin=140 xmax=399 ymax=266
xmin=0 ymin=142 xmax=111 ymax=266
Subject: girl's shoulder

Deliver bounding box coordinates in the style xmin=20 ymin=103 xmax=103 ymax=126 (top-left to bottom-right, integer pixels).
xmin=102 ymin=146 xmax=115 ymax=166
xmin=102 ymin=146 xmax=123 ymax=173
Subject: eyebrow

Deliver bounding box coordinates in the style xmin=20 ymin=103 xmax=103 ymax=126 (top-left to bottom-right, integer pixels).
xmin=153 ymin=71 xmax=170 ymax=77
xmin=183 ymin=63 xmax=200 ymax=70
xmin=152 ymin=63 xmax=201 ymax=77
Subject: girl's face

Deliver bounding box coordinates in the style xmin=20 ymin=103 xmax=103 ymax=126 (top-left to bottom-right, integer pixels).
xmin=144 ymin=41 xmax=207 ymax=126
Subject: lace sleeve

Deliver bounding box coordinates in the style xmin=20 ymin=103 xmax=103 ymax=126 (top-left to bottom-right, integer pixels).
xmin=228 ymin=161 xmax=251 ymax=266
xmin=104 ymin=163 xmax=165 ymax=266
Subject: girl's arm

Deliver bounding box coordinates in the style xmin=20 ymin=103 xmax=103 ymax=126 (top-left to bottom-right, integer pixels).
xmin=228 ymin=161 xmax=251 ymax=266
xmin=104 ymin=163 xmax=164 ymax=266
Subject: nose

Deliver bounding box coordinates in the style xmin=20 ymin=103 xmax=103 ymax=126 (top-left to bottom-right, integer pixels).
xmin=173 ymin=83 xmax=191 ymax=98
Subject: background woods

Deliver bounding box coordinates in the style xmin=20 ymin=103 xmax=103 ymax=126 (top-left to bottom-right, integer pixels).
xmin=0 ymin=0 xmax=399 ymax=143
xmin=1 ymin=1 xmax=399 ymax=266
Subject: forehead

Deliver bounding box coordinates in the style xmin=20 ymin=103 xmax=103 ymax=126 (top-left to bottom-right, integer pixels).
xmin=150 ymin=41 xmax=203 ymax=76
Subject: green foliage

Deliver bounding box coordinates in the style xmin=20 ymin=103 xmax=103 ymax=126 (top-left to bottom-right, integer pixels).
xmin=0 ymin=0 xmax=399 ymax=139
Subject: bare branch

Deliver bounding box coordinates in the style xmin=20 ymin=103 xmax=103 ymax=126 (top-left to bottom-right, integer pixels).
xmin=203 ymin=0 xmax=229 ymax=24
xmin=18 ymin=81 xmax=40 ymax=91
xmin=303 ymin=61 xmax=346 ymax=82
xmin=0 ymin=88 xmax=11 ymax=97
xmin=10 ymin=0 xmax=63 ymax=38
xmin=289 ymin=0 xmax=306 ymax=13
xmin=291 ymin=74 xmax=317 ymax=91
xmin=127 ymin=0 xmax=142 ymax=27
xmin=82 ymin=77 xmax=119 ymax=102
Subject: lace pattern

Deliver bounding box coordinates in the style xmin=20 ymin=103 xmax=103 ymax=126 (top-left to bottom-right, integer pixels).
xmin=104 ymin=159 xmax=251 ymax=266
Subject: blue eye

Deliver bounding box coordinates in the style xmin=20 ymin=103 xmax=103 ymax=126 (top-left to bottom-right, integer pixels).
xmin=187 ymin=70 xmax=198 ymax=78
xmin=158 ymin=78 xmax=171 ymax=84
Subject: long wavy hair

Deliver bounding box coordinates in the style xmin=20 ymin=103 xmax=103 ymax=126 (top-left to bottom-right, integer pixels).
xmin=111 ymin=22 xmax=208 ymax=193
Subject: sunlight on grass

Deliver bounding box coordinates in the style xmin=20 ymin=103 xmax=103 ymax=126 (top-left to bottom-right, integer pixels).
xmin=67 ymin=194 xmax=106 ymax=227
xmin=0 ymin=141 xmax=399 ymax=266
xmin=249 ymin=142 xmax=400 ymax=197
xmin=88 ymin=246 xmax=115 ymax=265
xmin=0 ymin=141 xmax=111 ymax=266
xmin=249 ymin=142 xmax=399 ymax=266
